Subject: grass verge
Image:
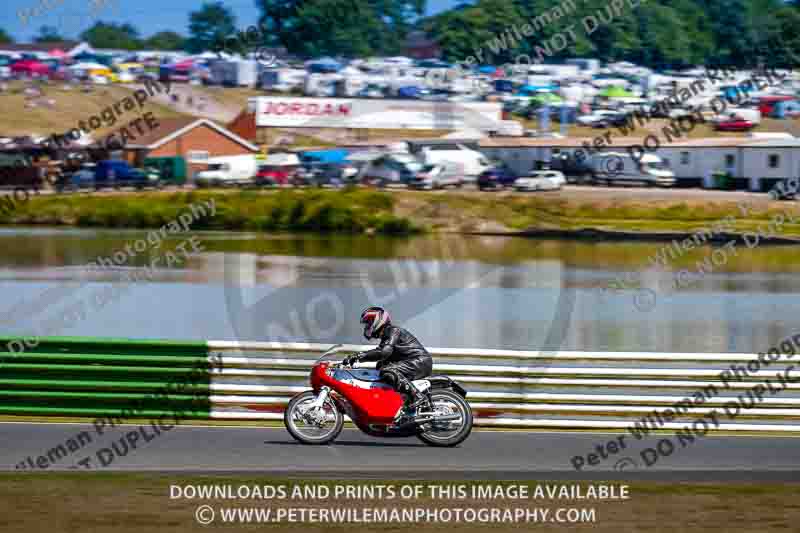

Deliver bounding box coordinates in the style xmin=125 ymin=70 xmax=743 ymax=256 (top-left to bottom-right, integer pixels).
xmin=391 ymin=190 xmax=800 ymax=238
xmin=0 ymin=189 xmax=420 ymax=235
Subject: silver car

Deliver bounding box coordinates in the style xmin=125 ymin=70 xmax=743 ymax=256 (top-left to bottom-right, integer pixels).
xmin=514 ymin=170 xmax=566 ymax=192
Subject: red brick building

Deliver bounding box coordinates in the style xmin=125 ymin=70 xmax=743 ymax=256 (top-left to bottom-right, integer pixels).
xmin=122 ymin=118 xmax=259 ymax=178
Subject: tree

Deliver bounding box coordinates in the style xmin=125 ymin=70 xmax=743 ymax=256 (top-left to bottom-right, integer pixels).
xmin=0 ymin=29 xmax=14 ymax=44
xmin=186 ymin=1 xmax=236 ymax=54
xmin=145 ymin=31 xmax=186 ymax=51
xmin=34 ymin=25 xmax=64 ymax=43
xmin=425 ymin=0 xmax=521 ymax=64
xmin=255 ymin=0 xmax=425 ymax=56
xmin=80 ymin=22 xmax=142 ymax=50
xmin=290 ymin=0 xmax=396 ymax=57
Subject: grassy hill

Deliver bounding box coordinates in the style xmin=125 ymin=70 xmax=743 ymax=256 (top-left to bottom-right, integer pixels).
xmin=0 ymin=81 xmax=189 ymax=139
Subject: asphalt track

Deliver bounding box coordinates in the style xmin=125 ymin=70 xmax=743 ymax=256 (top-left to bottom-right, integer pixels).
xmin=3 ymin=422 xmax=800 ymax=480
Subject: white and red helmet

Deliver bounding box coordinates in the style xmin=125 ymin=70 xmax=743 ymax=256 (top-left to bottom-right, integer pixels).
xmin=360 ymin=306 xmax=391 ymax=340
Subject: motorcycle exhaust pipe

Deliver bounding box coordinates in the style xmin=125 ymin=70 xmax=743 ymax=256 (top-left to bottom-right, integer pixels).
xmin=396 ymin=413 xmax=461 ymax=431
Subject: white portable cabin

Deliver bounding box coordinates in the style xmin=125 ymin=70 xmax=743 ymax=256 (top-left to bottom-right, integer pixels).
xmin=532 ymin=64 xmax=581 ymax=79
xmin=740 ymin=138 xmax=800 ymax=191
xmin=211 ymin=59 xmax=258 ymax=87
xmin=304 ymin=73 xmax=340 ymax=96
xmin=334 ymin=67 xmax=368 ymax=97
xmin=657 ymin=137 xmax=800 ymax=191
xmin=259 ymin=68 xmax=306 ymax=92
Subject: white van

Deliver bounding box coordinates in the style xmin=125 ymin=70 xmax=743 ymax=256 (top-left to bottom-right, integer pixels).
xmin=195 ymin=155 xmax=258 ymax=187
xmin=592 ymin=152 xmax=675 ymax=187
xmin=408 ymin=162 xmax=464 ymax=190
xmin=418 ymin=144 xmax=491 ymax=181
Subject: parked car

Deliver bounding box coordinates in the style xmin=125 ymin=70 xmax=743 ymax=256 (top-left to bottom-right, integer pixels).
xmin=477 ymin=164 xmax=518 ymax=190
xmin=256 ymin=165 xmax=296 ymax=186
xmin=290 ymin=166 xmax=316 ymax=187
xmin=576 ymin=110 xmax=620 ymax=127
xmin=514 ymin=170 xmax=566 ymax=192
xmin=362 ymin=154 xmax=423 ymax=186
xmin=310 ymin=163 xmax=358 ymax=187
xmin=757 ymin=95 xmax=796 ymax=117
xmin=60 ymin=163 xmax=97 ymax=192
xmin=94 ymin=160 xmax=160 ymax=190
xmin=769 ymin=178 xmax=799 ymax=200
xmin=408 ymin=162 xmax=464 ymax=190
xmin=715 ymin=118 xmax=755 ymax=132
xmin=711 ymin=108 xmax=762 ymax=126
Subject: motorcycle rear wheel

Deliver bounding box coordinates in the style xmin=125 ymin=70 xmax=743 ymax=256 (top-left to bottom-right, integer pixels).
xmin=284 ymin=391 xmax=344 ymax=445
xmin=417 ymin=390 xmax=473 ymax=447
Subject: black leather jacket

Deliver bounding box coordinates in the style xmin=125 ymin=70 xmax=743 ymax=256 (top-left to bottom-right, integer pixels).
xmin=358 ymin=325 xmax=430 ymax=365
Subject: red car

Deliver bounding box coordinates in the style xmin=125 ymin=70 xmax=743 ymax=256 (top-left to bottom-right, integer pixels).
xmin=715 ymin=118 xmax=755 ymax=132
xmin=758 ymin=95 xmax=795 ymax=116
xmin=255 ymin=165 xmax=295 ymax=186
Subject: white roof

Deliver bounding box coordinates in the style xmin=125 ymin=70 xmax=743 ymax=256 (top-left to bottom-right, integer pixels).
xmin=262 ymin=153 xmax=300 ymax=166
xmin=69 ymin=62 xmax=107 ymax=70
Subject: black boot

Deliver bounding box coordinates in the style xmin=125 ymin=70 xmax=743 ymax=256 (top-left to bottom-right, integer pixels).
xmin=396 ymin=378 xmax=422 ymax=420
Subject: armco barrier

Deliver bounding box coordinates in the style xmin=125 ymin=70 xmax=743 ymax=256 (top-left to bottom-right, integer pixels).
xmin=2 ymin=336 xmax=800 ymax=432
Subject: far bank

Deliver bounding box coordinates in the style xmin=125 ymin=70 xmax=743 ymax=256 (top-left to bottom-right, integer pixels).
xmin=1 ymin=188 xmax=800 ymax=242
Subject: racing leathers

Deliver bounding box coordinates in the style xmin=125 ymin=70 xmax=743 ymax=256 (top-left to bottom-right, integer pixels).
xmin=357 ymin=325 xmax=433 ymax=410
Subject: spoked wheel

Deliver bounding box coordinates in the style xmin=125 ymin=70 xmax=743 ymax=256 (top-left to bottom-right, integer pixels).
xmin=284 ymin=391 xmax=343 ymax=445
xmin=417 ymin=390 xmax=473 ymax=447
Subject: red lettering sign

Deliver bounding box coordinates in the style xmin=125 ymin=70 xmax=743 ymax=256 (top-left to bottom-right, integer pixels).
xmin=263 ymin=101 xmax=353 ymax=117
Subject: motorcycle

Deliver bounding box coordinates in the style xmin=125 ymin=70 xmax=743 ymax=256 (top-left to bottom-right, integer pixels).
xmin=284 ymin=345 xmax=473 ymax=447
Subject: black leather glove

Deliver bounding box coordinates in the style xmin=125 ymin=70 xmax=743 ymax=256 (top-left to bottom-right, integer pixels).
xmin=342 ymin=354 xmax=362 ymax=366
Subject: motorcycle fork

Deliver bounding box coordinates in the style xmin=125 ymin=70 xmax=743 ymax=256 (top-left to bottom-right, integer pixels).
xmin=310 ymin=386 xmax=331 ymax=408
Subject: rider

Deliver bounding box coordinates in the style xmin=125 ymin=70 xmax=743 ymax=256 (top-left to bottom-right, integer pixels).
xmin=343 ymin=306 xmax=433 ymax=416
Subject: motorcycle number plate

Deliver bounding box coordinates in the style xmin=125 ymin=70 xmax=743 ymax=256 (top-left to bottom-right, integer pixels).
xmin=412 ymin=380 xmax=431 ymax=392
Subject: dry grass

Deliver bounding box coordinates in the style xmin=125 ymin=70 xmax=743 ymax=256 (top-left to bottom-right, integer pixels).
xmin=0 ymin=81 xmax=189 ymax=138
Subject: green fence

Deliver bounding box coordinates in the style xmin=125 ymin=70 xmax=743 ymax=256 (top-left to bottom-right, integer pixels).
xmin=0 ymin=336 xmax=214 ymax=419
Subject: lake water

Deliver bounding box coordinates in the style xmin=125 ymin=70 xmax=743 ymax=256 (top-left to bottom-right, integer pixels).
xmin=0 ymin=227 xmax=797 ymax=354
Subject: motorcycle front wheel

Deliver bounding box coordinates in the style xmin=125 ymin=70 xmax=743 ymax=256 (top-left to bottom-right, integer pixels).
xmin=284 ymin=390 xmax=344 ymax=445
xmin=417 ymin=390 xmax=473 ymax=447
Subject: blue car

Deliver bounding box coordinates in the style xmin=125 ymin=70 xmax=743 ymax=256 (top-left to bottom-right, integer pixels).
xmin=477 ymin=164 xmax=518 ymax=190
xmin=94 ymin=160 xmax=159 ymax=190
